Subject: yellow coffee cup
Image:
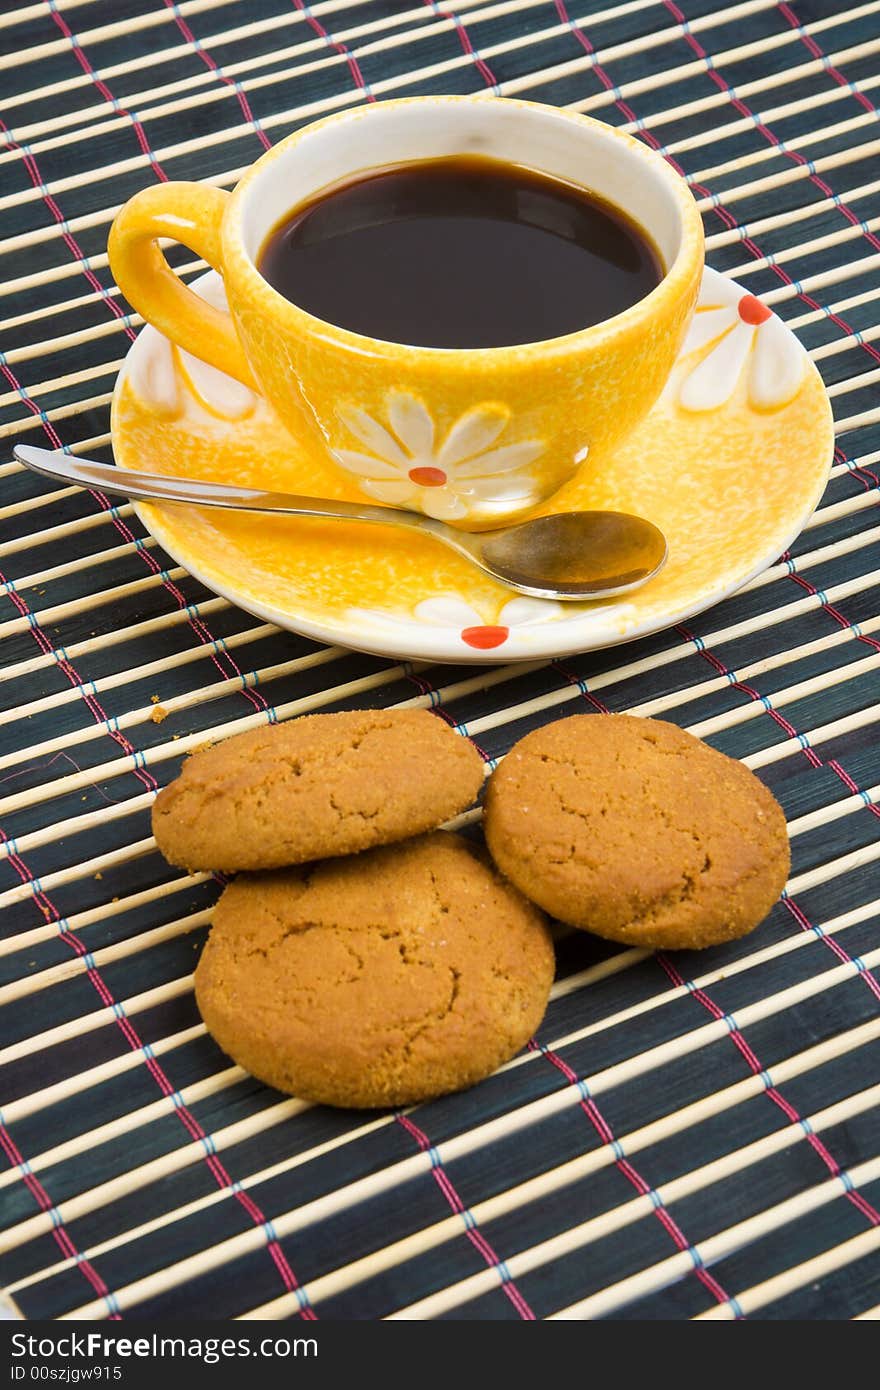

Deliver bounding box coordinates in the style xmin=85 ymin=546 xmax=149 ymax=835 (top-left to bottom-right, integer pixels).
xmin=109 ymin=96 xmax=704 ymax=528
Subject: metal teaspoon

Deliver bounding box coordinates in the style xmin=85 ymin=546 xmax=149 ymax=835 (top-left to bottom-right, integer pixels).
xmin=14 ymin=445 xmax=667 ymax=602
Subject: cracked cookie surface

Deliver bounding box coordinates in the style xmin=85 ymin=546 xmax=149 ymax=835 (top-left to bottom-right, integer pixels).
xmin=484 ymin=714 xmax=789 ymax=950
xmin=152 ymin=708 xmax=484 ymax=871
xmin=195 ymin=831 xmax=555 ymax=1107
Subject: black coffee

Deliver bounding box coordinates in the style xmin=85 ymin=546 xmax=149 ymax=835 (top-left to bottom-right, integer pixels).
xmin=258 ymin=156 xmax=662 ymax=349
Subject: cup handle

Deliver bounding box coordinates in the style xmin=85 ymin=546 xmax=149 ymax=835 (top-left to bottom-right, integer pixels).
xmin=108 ymin=182 xmax=258 ymax=391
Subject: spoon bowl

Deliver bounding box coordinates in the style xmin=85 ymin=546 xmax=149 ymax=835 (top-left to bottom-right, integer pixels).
xmin=14 ymin=445 xmax=667 ymax=603
xmin=472 ymin=511 xmax=667 ymax=599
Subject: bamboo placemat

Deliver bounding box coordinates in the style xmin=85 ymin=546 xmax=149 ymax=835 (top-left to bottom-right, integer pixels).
xmin=1 ymin=0 xmax=879 ymax=1321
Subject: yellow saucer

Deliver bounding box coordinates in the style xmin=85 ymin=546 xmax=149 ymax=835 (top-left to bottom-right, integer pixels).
xmin=111 ymin=269 xmax=834 ymax=663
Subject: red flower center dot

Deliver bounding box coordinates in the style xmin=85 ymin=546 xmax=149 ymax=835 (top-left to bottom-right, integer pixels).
xmin=408 ymin=466 xmax=447 ymax=487
xmin=461 ymin=625 xmax=509 ymax=650
xmin=737 ymin=294 xmax=772 ymax=326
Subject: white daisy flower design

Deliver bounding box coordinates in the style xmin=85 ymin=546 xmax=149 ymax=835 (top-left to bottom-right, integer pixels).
xmin=129 ymin=275 xmax=259 ymax=422
xmin=333 ymin=391 xmax=545 ymax=521
xmin=351 ymin=594 xmax=566 ymax=651
xmin=415 ymin=595 xmax=565 ymax=649
xmin=350 ymin=589 xmax=638 ymax=656
xmin=678 ymin=272 xmax=805 ymax=413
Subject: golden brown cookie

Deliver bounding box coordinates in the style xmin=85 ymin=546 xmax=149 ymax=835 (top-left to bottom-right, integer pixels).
xmin=484 ymin=714 xmax=789 ymax=950
xmin=152 ymin=708 xmax=484 ymax=871
xmin=195 ymin=832 xmax=554 ymax=1108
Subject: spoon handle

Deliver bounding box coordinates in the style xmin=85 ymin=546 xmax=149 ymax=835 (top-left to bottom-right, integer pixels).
xmin=13 ymin=445 xmax=427 ymax=531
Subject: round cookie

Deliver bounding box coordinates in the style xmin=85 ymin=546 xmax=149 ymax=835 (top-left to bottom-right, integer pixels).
xmin=195 ymin=831 xmax=555 ymax=1108
xmin=152 ymin=708 xmax=484 ymax=871
xmin=484 ymin=714 xmax=789 ymax=950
